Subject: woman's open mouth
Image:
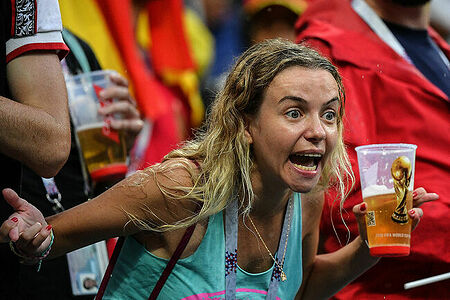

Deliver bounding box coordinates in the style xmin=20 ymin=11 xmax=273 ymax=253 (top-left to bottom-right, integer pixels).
xmin=289 ymin=153 xmax=322 ymax=171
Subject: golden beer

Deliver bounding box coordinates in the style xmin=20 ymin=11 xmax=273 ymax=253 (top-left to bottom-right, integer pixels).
xmin=365 ymin=191 xmax=413 ymax=256
xmin=76 ymin=123 xmax=127 ymax=181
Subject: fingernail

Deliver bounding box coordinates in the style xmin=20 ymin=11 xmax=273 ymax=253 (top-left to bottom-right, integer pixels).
xmin=412 ymin=191 xmax=418 ymax=197
xmin=409 ymin=209 xmax=415 ymax=215
xmin=46 ymin=225 xmax=52 ymax=231
xmin=360 ymin=203 xmax=367 ymax=211
xmin=11 ymin=217 xmax=18 ymax=222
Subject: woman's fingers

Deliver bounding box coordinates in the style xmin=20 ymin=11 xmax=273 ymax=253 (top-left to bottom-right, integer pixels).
xmin=13 ymin=222 xmax=52 ymax=256
xmin=2 ymin=188 xmax=27 ymax=212
xmin=413 ymin=187 xmax=439 ymax=207
xmin=31 ymin=224 xmax=53 ymax=253
xmin=0 ymin=216 xmax=19 ymax=243
xmin=409 ymin=207 xmax=423 ymax=231
xmin=14 ymin=222 xmax=43 ymax=253
xmin=353 ymin=202 xmax=368 ymax=242
xmin=8 ymin=217 xmax=20 ymax=242
xmin=1 ymin=189 xmax=34 ymax=243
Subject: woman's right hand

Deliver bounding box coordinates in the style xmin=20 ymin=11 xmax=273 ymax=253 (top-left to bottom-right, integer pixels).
xmin=0 ymin=188 xmax=52 ymax=256
xmin=353 ymin=187 xmax=438 ymax=242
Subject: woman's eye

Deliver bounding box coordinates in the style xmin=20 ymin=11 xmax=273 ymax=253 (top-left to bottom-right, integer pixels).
xmin=286 ymin=110 xmax=300 ymax=119
xmin=323 ymin=111 xmax=336 ymax=121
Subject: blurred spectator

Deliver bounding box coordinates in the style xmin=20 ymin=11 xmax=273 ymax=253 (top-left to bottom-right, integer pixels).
xmin=430 ymin=0 xmax=450 ymax=43
xmin=243 ymin=0 xmax=307 ymax=44
xmin=296 ymin=0 xmax=449 ymax=298
xmin=201 ymin=0 xmax=246 ymax=109
xmin=59 ymin=0 xmax=206 ymax=169
xmin=0 ymin=0 xmax=70 ymax=297
xmin=201 ymin=0 xmax=308 ymax=108
xmin=17 ymin=29 xmax=142 ymax=299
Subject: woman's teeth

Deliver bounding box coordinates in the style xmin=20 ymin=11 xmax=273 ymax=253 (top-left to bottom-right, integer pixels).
xmin=290 ymin=153 xmax=322 ymax=171
xmin=293 ymin=163 xmax=317 ymax=171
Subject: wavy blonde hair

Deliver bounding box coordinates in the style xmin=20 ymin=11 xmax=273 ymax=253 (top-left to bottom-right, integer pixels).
xmin=145 ymin=39 xmax=354 ymax=231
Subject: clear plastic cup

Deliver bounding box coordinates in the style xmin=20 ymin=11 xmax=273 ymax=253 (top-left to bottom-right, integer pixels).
xmin=65 ymin=70 xmax=127 ymax=182
xmin=355 ymin=143 xmax=417 ymax=257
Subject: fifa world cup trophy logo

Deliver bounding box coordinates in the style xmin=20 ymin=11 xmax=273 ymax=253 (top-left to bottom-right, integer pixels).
xmin=391 ymin=156 xmax=412 ymax=224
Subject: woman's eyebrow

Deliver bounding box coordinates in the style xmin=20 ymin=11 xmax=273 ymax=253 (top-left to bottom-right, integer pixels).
xmin=325 ymin=97 xmax=339 ymax=106
xmin=278 ymin=95 xmax=307 ymax=104
xmin=278 ymin=96 xmax=339 ymax=106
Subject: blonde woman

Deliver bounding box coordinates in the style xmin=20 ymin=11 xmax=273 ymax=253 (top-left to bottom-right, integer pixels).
xmin=0 ymin=39 xmax=430 ymax=299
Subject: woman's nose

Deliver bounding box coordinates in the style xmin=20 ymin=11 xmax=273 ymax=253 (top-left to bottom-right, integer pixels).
xmin=304 ymin=115 xmax=326 ymax=142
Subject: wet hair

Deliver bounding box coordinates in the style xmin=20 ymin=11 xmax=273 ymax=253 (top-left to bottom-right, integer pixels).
xmin=147 ymin=38 xmax=353 ymax=231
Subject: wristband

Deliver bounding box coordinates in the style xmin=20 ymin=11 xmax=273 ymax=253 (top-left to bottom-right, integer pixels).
xmin=9 ymin=229 xmax=54 ymax=272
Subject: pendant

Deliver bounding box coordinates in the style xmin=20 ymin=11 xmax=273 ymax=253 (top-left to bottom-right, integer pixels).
xmin=281 ymin=271 xmax=287 ymax=281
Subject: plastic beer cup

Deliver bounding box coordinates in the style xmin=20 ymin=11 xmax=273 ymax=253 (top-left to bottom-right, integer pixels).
xmin=355 ymin=143 xmax=417 ymax=257
xmin=65 ymin=70 xmax=127 ymax=182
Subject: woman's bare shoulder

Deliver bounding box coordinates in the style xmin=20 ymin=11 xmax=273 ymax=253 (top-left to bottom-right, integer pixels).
xmin=115 ymin=158 xmax=202 ymax=230
xmin=301 ymin=191 xmax=325 ymax=236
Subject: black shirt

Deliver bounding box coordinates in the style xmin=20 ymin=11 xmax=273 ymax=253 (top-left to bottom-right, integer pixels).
xmin=0 ymin=2 xmax=24 ymax=297
xmin=386 ymin=21 xmax=450 ymax=98
xmin=18 ymin=30 xmax=102 ymax=300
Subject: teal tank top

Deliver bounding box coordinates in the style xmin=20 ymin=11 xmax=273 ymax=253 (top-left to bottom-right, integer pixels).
xmin=103 ymin=193 xmax=302 ymax=299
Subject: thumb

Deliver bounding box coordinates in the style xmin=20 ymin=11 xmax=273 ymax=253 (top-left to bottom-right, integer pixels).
xmin=353 ymin=202 xmax=368 ymax=242
xmin=2 ymin=188 xmax=27 ymax=211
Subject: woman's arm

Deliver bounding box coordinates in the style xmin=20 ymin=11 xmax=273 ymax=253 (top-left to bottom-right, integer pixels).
xmin=297 ymin=188 xmax=431 ymax=299
xmin=0 ymin=159 xmax=200 ymax=259
xmin=299 ymin=226 xmax=380 ymax=299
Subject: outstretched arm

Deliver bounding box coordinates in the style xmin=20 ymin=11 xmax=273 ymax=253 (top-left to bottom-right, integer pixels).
xmin=0 ymin=159 xmax=201 ymax=259
xmin=0 ymin=178 xmax=144 ymax=259
xmin=298 ymin=198 xmax=380 ymax=300
xmin=297 ymin=188 xmax=435 ymax=299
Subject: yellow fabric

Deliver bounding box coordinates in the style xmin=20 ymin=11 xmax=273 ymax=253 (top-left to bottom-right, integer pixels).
xmin=244 ymin=0 xmax=307 ymax=15
xmin=162 ymin=70 xmax=205 ymax=127
xmin=136 ymin=10 xmax=151 ymax=52
xmin=184 ymin=8 xmax=214 ymax=79
xmin=136 ymin=8 xmax=209 ymax=127
xmin=60 ymin=0 xmax=208 ymax=126
xmin=59 ymin=0 xmax=126 ymax=77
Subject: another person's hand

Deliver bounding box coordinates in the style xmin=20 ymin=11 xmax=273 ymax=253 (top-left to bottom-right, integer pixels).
xmin=98 ymin=73 xmax=144 ymax=150
xmin=0 ymin=188 xmax=51 ymax=256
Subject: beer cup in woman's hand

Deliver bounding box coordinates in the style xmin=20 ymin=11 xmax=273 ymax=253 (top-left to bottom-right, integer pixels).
xmin=353 ymin=187 xmax=438 ymax=255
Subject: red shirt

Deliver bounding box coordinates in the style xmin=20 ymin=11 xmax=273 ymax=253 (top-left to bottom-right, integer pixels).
xmin=296 ymin=0 xmax=450 ymax=298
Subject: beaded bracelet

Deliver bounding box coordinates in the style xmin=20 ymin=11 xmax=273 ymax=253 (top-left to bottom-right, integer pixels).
xmin=9 ymin=229 xmax=54 ymax=272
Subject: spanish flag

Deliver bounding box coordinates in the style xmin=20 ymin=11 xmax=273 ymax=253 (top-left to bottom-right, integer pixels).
xmin=60 ymin=0 xmax=205 ymax=166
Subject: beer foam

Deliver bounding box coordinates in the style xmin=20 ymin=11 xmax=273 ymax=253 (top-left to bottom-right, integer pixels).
xmin=76 ymin=122 xmax=105 ymax=132
xmin=362 ymin=184 xmax=395 ymax=198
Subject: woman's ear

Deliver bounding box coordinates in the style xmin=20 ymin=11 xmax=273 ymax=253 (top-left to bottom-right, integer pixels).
xmin=244 ymin=116 xmax=253 ymax=144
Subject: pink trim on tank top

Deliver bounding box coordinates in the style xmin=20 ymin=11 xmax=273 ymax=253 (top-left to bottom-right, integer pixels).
xmin=181 ymin=288 xmax=281 ymax=300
